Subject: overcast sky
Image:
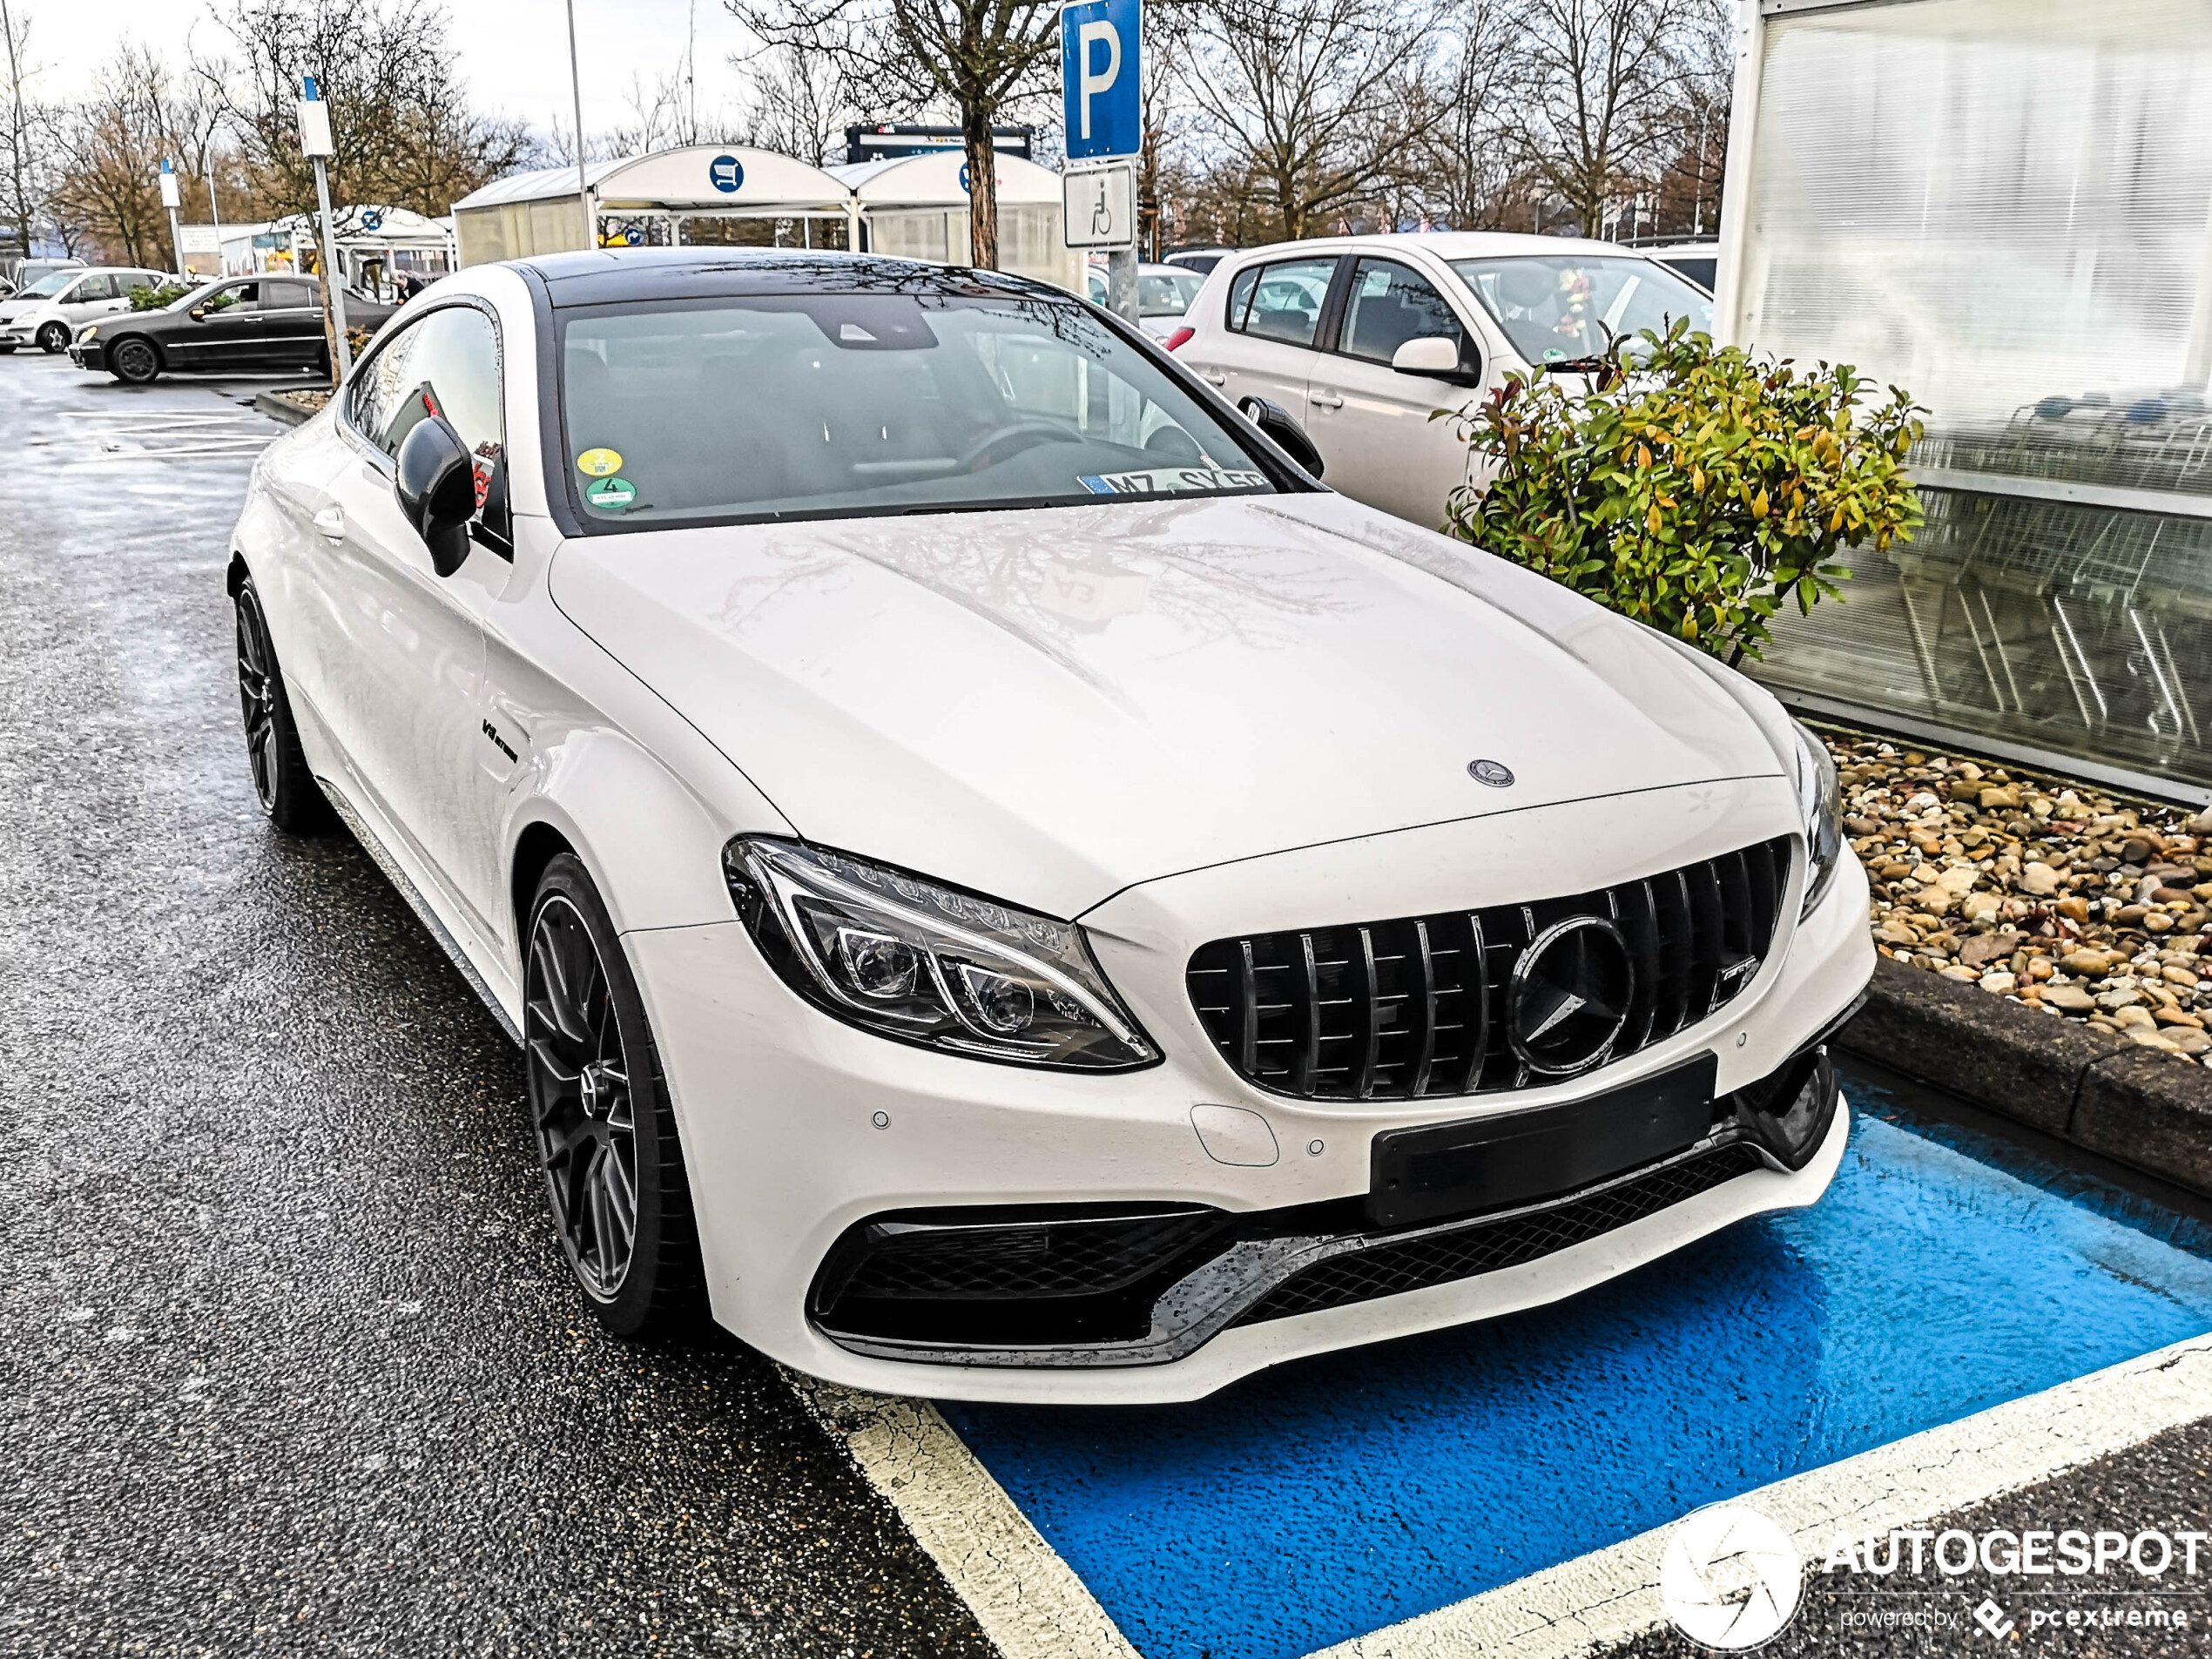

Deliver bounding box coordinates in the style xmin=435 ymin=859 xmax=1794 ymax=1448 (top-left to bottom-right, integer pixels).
xmin=14 ymin=0 xmax=764 ymax=144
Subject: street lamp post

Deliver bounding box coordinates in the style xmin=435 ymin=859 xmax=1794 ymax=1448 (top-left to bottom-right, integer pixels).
xmin=565 ymin=0 xmax=592 ymax=247
xmin=158 ymin=158 xmax=183 ymax=275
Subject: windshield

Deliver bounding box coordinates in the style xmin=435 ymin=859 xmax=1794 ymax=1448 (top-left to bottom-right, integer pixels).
xmin=558 ymin=291 xmax=1276 ymax=528
xmin=20 ymin=271 xmax=76 ymax=299
xmin=1451 ymin=255 xmax=1716 ymax=366
xmin=1139 ymin=270 xmax=1203 ymax=318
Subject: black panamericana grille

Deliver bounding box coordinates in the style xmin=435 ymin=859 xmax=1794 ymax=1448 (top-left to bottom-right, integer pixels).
xmin=1232 ymin=1143 xmax=1767 ymax=1325
xmin=1185 ymin=836 xmax=1793 ymax=1101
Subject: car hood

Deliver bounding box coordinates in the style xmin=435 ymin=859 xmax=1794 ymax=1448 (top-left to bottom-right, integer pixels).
xmin=549 ymin=492 xmax=1788 ymax=919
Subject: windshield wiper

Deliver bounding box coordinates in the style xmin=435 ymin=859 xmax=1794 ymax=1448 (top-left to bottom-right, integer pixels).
xmin=1537 ymin=354 xmax=1612 ymax=375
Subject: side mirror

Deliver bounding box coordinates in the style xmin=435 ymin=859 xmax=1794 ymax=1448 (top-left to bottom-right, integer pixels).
xmin=395 ymin=415 xmax=477 ymax=578
xmin=1392 ymin=335 xmax=1480 ymax=385
xmin=188 ymin=306 xmax=207 ymax=321
xmin=1237 ymin=394 xmax=1325 ymax=480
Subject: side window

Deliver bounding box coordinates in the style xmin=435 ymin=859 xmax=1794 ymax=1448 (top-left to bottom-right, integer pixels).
xmin=1226 ymin=265 xmax=1258 ymax=331
xmin=263 ymin=280 xmax=314 ymax=310
xmin=349 ymin=305 xmax=508 ymax=541
xmin=217 ymin=282 xmax=261 ymax=312
xmin=66 ymin=275 xmax=109 ymax=301
xmin=1339 ymin=259 xmax=1467 ymax=366
xmin=1232 ymin=257 xmax=1337 ymax=348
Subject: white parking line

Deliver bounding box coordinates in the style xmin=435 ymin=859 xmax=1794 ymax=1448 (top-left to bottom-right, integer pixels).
xmin=41 ymin=406 xmax=279 ymax=462
xmin=790 ymin=1332 xmax=2212 ymax=1659
xmin=786 ymin=1374 xmax=1142 ymax=1659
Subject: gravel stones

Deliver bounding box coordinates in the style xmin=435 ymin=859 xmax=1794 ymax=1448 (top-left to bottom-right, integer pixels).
xmin=1831 ymin=728 xmax=2212 ymax=1067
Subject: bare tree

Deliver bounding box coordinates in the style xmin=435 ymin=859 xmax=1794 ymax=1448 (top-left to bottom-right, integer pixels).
xmin=731 ymin=0 xmax=1062 ymax=268
xmin=48 ymin=46 xmax=220 ymax=267
xmin=1400 ymin=0 xmax=1520 ymax=231
xmin=0 ymin=0 xmax=39 ymax=258
xmin=199 ymin=0 xmax=530 ymax=219
xmin=1508 ymin=0 xmax=1714 ymax=238
xmin=740 ymin=38 xmax=860 ymax=166
xmin=1179 ymin=0 xmax=1436 ymax=242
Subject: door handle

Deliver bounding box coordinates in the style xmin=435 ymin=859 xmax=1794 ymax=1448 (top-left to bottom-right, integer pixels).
xmin=1198 ymin=369 xmax=1226 ymax=386
xmin=1310 ymin=390 xmax=1345 ymax=410
xmin=313 ymin=504 xmax=346 ymax=541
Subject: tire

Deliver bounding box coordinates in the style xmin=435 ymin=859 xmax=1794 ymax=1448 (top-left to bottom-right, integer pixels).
xmin=523 ymin=853 xmax=705 ymax=1338
xmin=233 ymin=577 xmax=332 ymax=833
xmin=36 ymin=321 xmax=68 ymax=354
xmin=110 ymin=338 xmax=159 ymax=384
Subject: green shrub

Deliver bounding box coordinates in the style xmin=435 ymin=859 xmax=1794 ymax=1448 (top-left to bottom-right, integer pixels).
xmin=1440 ymin=319 xmax=1925 ymax=664
xmin=128 ymin=282 xmax=193 ymax=311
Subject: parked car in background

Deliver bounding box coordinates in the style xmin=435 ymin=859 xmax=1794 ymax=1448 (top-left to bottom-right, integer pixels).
xmin=0 ymin=266 xmax=169 ymax=354
xmin=1638 ymin=240 xmax=1720 ymax=293
xmin=71 ymin=273 xmax=397 ymax=383
xmin=0 ymin=256 xmax=86 ymax=299
xmin=1086 ymin=260 xmax=1209 ymax=340
xmin=1177 ymin=233 xmax=1716 ymax=526
xmin=1162 ymin=246 xmax=1235 ymax=276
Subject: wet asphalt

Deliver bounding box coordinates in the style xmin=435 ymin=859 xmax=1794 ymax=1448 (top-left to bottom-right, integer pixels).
xmin=0 ymin=354 xmax=989 ymax=1656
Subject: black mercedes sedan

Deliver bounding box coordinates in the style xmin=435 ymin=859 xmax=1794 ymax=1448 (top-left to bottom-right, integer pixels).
xmin=70 ymin=273 xmax=395 ymax=384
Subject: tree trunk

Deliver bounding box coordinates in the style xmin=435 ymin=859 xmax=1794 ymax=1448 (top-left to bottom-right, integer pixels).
xmin=963 ymin=107 xmax=997 ymax=270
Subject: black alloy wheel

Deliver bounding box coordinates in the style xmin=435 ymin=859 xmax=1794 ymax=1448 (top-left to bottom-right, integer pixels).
xmin=36 ymin=320 xmax=69 ymax=354
xmin=111 ymin=338 xmax=160 ymax=384
xmin=233 ymin=578 xmax=330 ymax=833
xmin=523 ymin=855 xmax=703 ymax=1337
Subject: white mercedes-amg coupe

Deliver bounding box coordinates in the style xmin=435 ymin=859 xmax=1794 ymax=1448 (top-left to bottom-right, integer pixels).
xmin=227 ymin=250 xmax=1871 ymax=1405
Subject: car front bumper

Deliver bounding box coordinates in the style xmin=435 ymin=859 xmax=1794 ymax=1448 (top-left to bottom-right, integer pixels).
xmin=625 ymin=778 xmax=1872 ymax=1404
xmin=69 ymin=340 xmax=106 ymax=369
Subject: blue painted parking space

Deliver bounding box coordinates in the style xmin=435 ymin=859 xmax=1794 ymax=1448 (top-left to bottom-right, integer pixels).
xmin=940 ymin=1070 xmax=2212 ymax=1659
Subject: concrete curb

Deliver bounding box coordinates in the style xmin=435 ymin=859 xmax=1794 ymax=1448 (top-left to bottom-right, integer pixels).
xmin=252 ymin=390 xmax=318 ymax=428
xmin=1839 ymin=955 xmax=2212 ymax=1197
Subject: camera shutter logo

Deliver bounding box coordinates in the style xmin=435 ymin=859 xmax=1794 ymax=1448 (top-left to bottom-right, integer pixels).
xmin=1659 ymin=1503 xmax=1804 ymax=1650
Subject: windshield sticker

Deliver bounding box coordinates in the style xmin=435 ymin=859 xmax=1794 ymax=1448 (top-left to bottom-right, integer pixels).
xmin=576 ymin=447 xmax=623 ymax=477
xmin=1077 ymin=466 xmax=1269 ymax=496
xmin=584 ymin=475 xmax=636 ymax=509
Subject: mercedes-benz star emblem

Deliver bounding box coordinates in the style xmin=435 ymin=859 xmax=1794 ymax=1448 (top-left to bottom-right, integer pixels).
xmin=1467 ymin=759 xmax=1514 ymax=787
xmin=1508 ymin=915 xmax=1635 ymax=1075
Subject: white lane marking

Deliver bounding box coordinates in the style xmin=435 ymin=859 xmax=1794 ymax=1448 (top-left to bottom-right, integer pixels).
xmin=784 ymin=1372 xmax=1141 ymax=1659
xmin=40 ymin=405 xmax=280 ymax=462
xmin=1307 ymin=1332 xmax=2212 ymax=1658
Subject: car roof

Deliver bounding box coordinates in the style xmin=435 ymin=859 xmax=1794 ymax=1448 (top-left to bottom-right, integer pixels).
xmin=1223 ymin=231 xmax=1663 ymax=262
xmin=510 ymin=247 xmax=1063 ymax=308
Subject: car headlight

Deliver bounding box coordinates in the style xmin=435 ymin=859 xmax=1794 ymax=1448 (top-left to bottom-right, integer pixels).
xmin=1792 ymin=719 xmax=1842 ymax=918
xmin=722 ymin=837 xmax=1159 ymax=1070
xmin=77 ymin=325 xmax=98 ymax=342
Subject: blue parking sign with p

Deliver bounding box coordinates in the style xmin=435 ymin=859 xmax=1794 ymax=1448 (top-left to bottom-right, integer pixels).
xmin=1062 ymin=0 xmax=1141 ymax=160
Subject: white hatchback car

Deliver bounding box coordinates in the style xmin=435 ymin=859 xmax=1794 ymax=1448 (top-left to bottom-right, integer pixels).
xmin=227 ymin=250 xmax=1866 ymax=1404
xmin=1175 ymin=233 xmax=1716 ymax=529
xmin=0 ymin=265 xmax=170 ymax=354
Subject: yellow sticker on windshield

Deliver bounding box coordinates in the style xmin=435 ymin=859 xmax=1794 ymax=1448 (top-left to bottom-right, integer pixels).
xmin=576 ymin=448 xmax=623 ymax=477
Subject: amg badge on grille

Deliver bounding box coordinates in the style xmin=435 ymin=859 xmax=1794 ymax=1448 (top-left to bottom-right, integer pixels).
xmin=1467 ymin=759 xmax=1514 ymax=787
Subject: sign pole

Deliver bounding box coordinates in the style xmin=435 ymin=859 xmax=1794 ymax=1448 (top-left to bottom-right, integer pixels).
xmin=297 ymin=76 xmax=351 ymax=385
xmin=158 ymin=158 xmax=183 ymax=277
xmin=565 ymin=0 xmax=592 ymax=246
xmin=1060 ymin=0 xmax=1143 ymax=322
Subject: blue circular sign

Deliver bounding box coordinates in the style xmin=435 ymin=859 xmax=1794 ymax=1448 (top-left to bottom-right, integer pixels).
xmin=710 ymin=154 xmax=745 ymax=194
xmin=361 ymin=209 xmax=383 ymax=231
xmin=959 ymin=162 xmax=971 ymax=194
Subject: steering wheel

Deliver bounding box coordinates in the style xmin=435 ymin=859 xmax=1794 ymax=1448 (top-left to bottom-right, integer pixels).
xmin=954 ymin=421 xmax=1080 ymax=474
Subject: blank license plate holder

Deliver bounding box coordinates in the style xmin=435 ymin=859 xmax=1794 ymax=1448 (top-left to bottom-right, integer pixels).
xmin=1367 ymin=1054 xmax=1721 ymax=1229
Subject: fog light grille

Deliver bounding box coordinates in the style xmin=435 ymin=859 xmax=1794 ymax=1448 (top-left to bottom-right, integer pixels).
xmin=1232 ymin=1143 xmax=1767 ymax=1325
xmin=1185 ymin=837 xmax=1791 ymax=1100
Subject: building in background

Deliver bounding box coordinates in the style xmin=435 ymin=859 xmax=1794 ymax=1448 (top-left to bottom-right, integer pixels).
xmin=1719 ymin=0 xmax=2212 ymax=797
xmin=449 ymin=143 xmax=1082 ymax=294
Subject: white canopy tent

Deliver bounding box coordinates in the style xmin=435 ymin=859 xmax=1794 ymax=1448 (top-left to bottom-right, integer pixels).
xmin=831 ymin=151 xmax=1082 ymax=293
xmin=452 ymin=145 xmax=1082 ymax=293
xmin=452 ymin=147 xmax=857 ymax=266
